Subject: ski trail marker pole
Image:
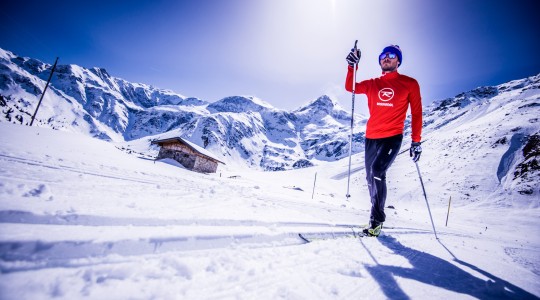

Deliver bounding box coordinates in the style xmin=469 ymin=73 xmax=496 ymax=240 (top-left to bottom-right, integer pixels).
xmin=445 ymin=196 xmax=452 ymax=226
xmin=31 ymin=57 xmax=59 ymax=126
xmin=312 ymin=172 xmax=317 ymax=199
xmin=415 ymin=161 xmax=438 ymax=239
xmin=346 ymin=40 xmax=358 ymax=199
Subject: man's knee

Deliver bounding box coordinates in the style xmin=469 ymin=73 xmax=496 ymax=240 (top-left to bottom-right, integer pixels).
xmin=371 ymin=170 xmax=386 ymax=182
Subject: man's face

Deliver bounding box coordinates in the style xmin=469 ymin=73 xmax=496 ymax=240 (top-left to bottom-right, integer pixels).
xmin=380 ymin=52 xmax=399 ymax=72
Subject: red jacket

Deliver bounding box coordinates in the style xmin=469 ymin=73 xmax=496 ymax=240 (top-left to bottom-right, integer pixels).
xmin=345 ymin=66 xmax=422 ymax=142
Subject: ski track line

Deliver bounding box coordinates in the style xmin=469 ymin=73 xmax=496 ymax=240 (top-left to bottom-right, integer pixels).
xmin=0 ymin=172 xmax=62 ymax=184
xmin=0 ymin=154 xmax=182 ymax=186
xmin=0 ymin=153 xmax=368 ymax=223
xmin=0 ymin=210 xmax=363 ymax=228
xmin=0 ymin=223 xmax=358 ymax=260
xmin=0 ymin=228 xmax=485 ymax=298
xmin=0 ymin=153 xmax=357 ymax=215
xmin=0 ymin=233 xmax=303 ymax=272
xmin=331 ymin=165 xmax=365 ymax=180
xmin=0 ymin=224 xmax=451 ymax=273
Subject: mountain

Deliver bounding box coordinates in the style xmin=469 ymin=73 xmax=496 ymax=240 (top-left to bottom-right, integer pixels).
xmin=420 ymin=74 xmax=540 ymax=197
xmin=0 ymin=48 xmax=365 ymax=170
xmin=0 ymin=48 xmax=209 ymax=142
xmin=1 ymin=47 xmax=538 ymax=182
xmin=135 ymin=94 xmax=365 ymax=171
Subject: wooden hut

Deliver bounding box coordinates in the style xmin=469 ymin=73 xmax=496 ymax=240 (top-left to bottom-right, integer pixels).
xmin=151 ymin=137 xmax=225 ymax=173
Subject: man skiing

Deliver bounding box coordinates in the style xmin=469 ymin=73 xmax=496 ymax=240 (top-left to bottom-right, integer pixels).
xmin=345 ymin=44 xmax=423 ymax=237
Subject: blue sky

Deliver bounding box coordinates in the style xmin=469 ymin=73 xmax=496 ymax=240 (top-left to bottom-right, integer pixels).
xmin=1 ymin=0 xmax=539 ymax=114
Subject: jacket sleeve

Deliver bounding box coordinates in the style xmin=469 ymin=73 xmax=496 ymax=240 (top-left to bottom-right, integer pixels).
xmin=345 ymin=65 xmax=359 ymax=93
xmin=409 ymin=80 xmax=423 ymax=143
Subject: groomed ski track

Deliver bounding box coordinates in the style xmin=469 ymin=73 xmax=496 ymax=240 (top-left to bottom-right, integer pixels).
xmin=1 ymin=123 xmax=539 ymax=299
xmin=3 ymin=215 xmax=533 ymax=299
xmin=0 ymin=212 xmax=434 ymax=265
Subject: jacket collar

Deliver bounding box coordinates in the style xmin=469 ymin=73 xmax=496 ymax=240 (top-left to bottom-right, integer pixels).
xmin=380 ymin=71 xmax=399 ymax=79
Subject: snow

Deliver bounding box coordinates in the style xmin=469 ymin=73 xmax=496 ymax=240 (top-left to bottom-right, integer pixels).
xmin=0 ymin=122 xmax=538 ymax=299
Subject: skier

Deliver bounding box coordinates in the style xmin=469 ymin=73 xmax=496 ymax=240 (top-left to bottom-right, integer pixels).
xmin=345 ymin=44 xmax=423 ymax=237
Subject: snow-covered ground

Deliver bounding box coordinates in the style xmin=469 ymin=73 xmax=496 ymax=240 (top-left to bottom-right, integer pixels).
xmin=0 ymin=122 xmax=539 ymax=299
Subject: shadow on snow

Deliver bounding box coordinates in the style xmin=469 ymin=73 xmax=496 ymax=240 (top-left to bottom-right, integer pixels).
xmin=362 ymin=235 xmax=538 ymax=299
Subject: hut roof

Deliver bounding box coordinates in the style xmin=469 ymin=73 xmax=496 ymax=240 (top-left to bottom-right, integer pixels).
xmin=151 ymin=137 xmax=225 ymax=165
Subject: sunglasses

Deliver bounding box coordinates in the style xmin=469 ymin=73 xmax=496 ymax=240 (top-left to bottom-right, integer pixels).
xmin=379 ymin=52 xmax=397 ymax=60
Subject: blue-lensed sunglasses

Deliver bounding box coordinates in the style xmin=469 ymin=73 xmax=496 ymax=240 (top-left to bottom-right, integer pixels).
xmin=379 ymin=52 xmax=397 ymax=60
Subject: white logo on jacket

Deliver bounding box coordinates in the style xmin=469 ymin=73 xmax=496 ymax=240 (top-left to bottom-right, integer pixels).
xmin=378 ymin=88 xmax=394 ymax=101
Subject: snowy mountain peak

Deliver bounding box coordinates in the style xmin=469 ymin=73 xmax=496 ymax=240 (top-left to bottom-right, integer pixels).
xmin=297 ymin=95 xmax=338 ymax=113
xmin=207 ymin=95 xmax=275 ymax=113
xmin=294 ymin=94 xmax=350 ymax=124
xmin=0 ymin=48 xmax=15 ymax=60
xmin=431 ymin=73 xmax=540 ymax=112
xmin=181 ymin=97 xmax=208 ymax=106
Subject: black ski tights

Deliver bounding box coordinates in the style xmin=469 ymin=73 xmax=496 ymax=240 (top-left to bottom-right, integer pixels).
xmin=365 ymin=134 xmax=403 ymax=224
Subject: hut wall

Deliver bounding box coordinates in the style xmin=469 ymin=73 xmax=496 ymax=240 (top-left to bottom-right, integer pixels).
xmin=162 ymin=142 xmax=196 ymax=156
xmin=157 ymin=148 xmax=196 ymax=170
xmin=157 ymin=141 xmax=219 ymax=173
xmin=193 ymin=156 xmax=218 ymax=173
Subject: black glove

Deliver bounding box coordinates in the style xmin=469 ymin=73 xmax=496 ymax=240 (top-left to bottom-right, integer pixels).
xmin=346 ymin=48 xmax=361 ymax=66
xmin=410 ymin=142 xmax=422 ymax=162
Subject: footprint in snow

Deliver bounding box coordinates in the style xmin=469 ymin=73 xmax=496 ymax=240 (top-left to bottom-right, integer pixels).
xmin=23 ymin=183 xmax=54 ymax=201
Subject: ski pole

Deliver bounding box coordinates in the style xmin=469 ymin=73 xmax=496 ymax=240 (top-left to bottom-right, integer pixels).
xmin=346 ymin=40 xmax=358 ymax=199
xmin=415 ymin=161 xmax=438 ymax=239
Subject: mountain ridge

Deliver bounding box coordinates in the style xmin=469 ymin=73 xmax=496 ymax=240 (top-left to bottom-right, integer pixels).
xmin=1 ymin=47 xmax=538 ymax=186
xmin=0 ymin=47 xmax=365 ymax=170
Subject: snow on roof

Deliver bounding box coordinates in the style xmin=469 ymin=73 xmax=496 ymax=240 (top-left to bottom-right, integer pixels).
xmin=152 ymin=137 xmax=225 ymax=164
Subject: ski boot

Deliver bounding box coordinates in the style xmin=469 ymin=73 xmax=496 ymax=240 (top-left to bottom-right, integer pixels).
xmin=363 ymin=221 xmax=383 ymax=237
